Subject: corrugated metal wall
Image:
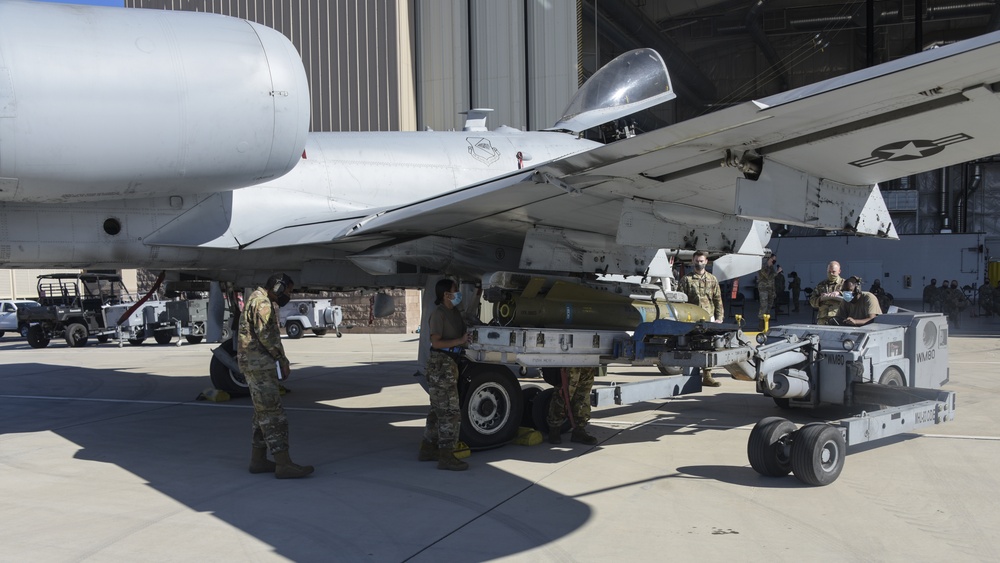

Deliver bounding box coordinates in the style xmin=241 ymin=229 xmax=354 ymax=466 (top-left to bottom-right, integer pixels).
xmin=1 ymin=269 xmax=82 ymax=300
xmin=127 ymin=1 xmax=578 ymax=133
xmin=413 ymin=0 xmax=470 ymax=132
xmin=525 ymin=1 xmax=579 ymax=130
xmin=416 ymin=0 xmax=578 ymax=132
xmin=127 ymin=0 xmax=415 ymax=132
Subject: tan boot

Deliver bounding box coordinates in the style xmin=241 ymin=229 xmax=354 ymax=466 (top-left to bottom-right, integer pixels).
xmin=548 ymin=426 xmax=562 ymax=445
xmin=570 ymin=426 xmax=597 ymax=445
xmin=248 ymin=447 xmax=276 ymax=474
xmin=272 ymin=450 xmax=314 ymax=479
xmin=437 ymin=447 xmax=469 ymax=471
xmin=418 ymin=439 xmax=438 ymax=462
xmin=702 ymin=370 xmax=721 ymax=388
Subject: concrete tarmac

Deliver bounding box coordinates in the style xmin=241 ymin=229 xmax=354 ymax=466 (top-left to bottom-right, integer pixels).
xmin=2 ymin=313 xmax=1000 ymax=562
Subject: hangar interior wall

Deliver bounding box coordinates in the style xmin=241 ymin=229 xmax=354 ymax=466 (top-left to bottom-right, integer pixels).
xmin=127 ymin=0 xmax=415 ymax=132
xmin=756 ymin=233 xmax=986 ymax=302
xmin=416 ymin=0 xmax=578 ymax=132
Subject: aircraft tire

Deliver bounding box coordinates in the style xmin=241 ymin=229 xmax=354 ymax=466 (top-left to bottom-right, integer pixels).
xmin=747 ymin=417 xmax=796 ymax=477
xmin=209 ymin=339 xmax=249 ymax=397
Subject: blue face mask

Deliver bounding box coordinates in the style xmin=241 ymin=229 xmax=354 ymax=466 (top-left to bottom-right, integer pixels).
xmin=842 ymin=291 xmax=854 ymax=302
xmin=450 ymin=291 xmax=463 ymax=306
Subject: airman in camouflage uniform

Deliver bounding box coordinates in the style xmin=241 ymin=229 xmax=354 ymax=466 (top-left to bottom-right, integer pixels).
xmin=238 ymin=273 xmax=313 ymax=479
xmin=421 ymin=278 xmax=471 ymax=471
xmin=677 ymin=250 xmax=724 ymax=387
xmin=547 ymin=366 xmax=599 ymax=445
xmin=941 ymin=280 xmax=968 ymax=328
xmin=756 ymin=255 xmax=777 ymax=329
xmin=809 ymin=260 xmax=845 ymax=325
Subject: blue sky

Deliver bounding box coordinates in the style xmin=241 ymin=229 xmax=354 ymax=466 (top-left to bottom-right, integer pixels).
xmin=34 ymin=0 xmax=125 ymax=6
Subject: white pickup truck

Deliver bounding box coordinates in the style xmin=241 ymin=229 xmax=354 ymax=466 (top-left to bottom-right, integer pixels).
xmin=0 ymin=299 xmax=41 ymax=338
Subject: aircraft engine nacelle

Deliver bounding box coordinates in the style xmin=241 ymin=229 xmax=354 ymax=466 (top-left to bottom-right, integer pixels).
xmin=0 ymin=2 xmax=309 ymax=203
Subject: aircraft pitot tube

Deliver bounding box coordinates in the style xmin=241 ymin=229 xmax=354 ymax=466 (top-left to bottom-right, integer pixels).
xmin=491 ymin=280 xmax=710 ymax=331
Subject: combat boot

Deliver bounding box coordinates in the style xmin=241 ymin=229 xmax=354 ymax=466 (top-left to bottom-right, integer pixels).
xmin=548 ymin=426 xmax=562 ymax=445
xmin=702 ymin=370 xmax=721 ymax=388
xmin=272 ymin=450 xmax=314 ymax=479
xmin=248 ymin=446 xmax=276 ymax=474
xmin=418 ymin=439 xmax=438 ymax=462
xmin=437 ymin=447 xmax=469 ymax=471
xmin=570 ymin=426 xmax=597 ymax=445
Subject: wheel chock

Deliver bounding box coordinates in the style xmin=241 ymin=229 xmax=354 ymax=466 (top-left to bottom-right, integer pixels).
xmin=512 ymin=426 xmax=544 ymax=446
xmin=197 ymin=387 xmax=230 ymax=402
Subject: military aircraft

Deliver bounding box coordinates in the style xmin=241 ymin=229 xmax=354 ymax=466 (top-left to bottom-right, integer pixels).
xmin=2 ymin=1 xmax=999 ymax=444
xmin=8 ymin=0 xmax=1000 ymax=288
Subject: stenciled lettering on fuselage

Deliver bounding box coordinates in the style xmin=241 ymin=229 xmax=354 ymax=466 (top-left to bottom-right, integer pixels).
xmin=467 ymin=138 xmax=501 ymax=165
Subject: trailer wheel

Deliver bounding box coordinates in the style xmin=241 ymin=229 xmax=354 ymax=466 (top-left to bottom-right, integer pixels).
xmin=879 ymin=367 xmax=905 ymax=386
xmin=154 ymin=331 xmax=174 ymax=345
xmin=459 ymin=367 xmax=523 ymax=449
xmin=286 ymin=321 xmax=304 ymax=339
xmin=521 ymin=385 xmax=543 ymax=428
xmin=185 ymin=335 xmax=204 ymax=344
xmin=27 ymin=325 xmax=50 ymax=349
xmin=19 ymin=323 xmax=30 ymax=338
xmin=790 ymin=423 xmax=846 ymax=486
xmin=530 ymin=387 xmax=572 ymax=433
xmin=209 ymin=339 xmax=249 ymax=396
xmin=747 ymin=417 xmax=796 ymax=477
xmin=65 ymin=323 xmax=89 ymax=348
xmin=128 ymin=338 xmax=145 ymax=346
xmin=312 ymin=328 xmax=328 ymax=337
xmin=657 ymin=365 xmax=684 ymax=375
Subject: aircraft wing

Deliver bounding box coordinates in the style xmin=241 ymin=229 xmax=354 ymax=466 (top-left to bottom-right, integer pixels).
xmin=294 ymin=31 xmax=1000 ymax=255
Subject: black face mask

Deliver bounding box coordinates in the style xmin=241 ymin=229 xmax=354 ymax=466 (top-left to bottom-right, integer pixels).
xmin=275 ymin=293 xmax=291 ymax=307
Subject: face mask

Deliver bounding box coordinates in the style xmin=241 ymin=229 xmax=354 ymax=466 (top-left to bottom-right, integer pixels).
xmin=450 ymin=291 xmax=463 ymax=306
xmin=842 ymin=291 xmax=854 ymax=302
xmin=275 ymin=293 xmax=291 ymax=307
xmin=951 ymin=284 xmax=958 ymax=290
xmin=694 ymin=263 xmax=706 ymax=271
xmin=828 ymin=273 xmax=839 ymax=282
